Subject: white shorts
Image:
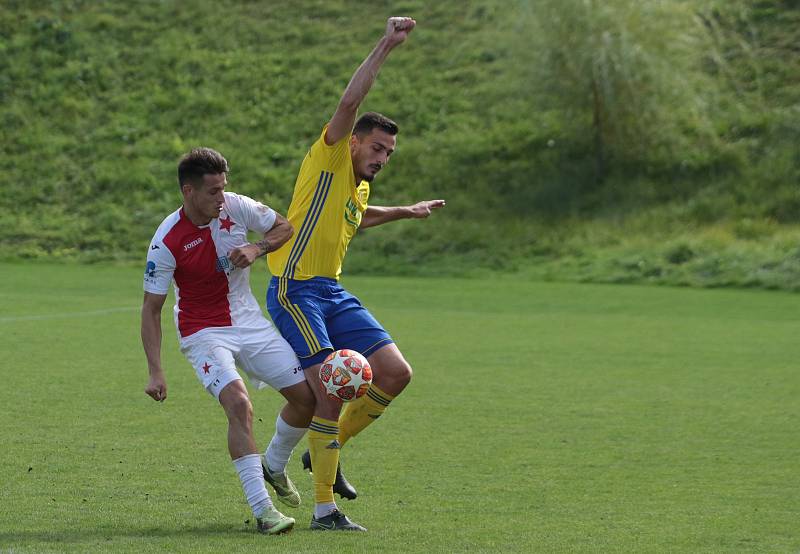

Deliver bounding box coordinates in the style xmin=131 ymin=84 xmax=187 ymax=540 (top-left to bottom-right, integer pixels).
xmin=180 ymin=322 xmax=304 ymax=399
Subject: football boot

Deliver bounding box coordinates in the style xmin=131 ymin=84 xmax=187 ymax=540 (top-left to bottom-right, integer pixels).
xmin=310 ymin=509 xmax=366 ymax=531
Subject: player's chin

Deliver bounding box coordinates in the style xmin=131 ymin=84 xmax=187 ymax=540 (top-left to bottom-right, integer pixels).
xmin=364 ymin=168 xmax=381 ymax=182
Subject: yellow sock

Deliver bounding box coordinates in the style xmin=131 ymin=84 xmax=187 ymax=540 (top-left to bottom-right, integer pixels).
xmin=338 ymin=383 xmax=394 ymax=446
xmin=308 ymin=416 xmax=340 ymax=504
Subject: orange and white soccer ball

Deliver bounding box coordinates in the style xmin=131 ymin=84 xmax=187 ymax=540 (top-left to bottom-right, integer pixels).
xmin=319 ymin=349 xmax=373 ymax=402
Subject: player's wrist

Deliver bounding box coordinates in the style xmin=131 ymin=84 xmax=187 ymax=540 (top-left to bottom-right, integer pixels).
xmin=378 ymin=36 xmax=397 ymax=54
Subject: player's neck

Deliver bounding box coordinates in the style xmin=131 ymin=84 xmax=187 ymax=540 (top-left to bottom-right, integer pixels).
xmin=183 ymin=205 xmax=212 ymax=227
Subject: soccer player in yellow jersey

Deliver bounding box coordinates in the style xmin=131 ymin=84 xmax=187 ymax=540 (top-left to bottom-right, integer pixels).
xmin=266 ymin=16 xmax=444 ymax=531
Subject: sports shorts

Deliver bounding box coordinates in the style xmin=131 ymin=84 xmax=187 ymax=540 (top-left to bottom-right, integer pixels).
xmin=179 ymin=320 xmax=304 ymax=399
xmin=266 ymin=276 xmax=394 ymax=369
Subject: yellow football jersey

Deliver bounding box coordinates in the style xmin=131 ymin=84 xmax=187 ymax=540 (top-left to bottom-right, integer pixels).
xmin=268 ymin=126 xmax=370 ymax=280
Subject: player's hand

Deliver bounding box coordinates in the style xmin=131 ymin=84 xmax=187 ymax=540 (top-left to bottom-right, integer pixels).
xmin=228 ymin=244 xmax=260 ymax=269
xmin=145 ymin=373 xmax=167 ymax=402
xmin=408 ymin=199 xmax=445 ymax=218
xmin=385 ymin=17 xmax=415 ymax=48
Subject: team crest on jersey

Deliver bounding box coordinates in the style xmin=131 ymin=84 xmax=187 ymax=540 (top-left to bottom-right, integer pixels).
xmin=219 ymin=215 xmax=235 ymax=232
xmin=357 ymin=188 xmax=368 ymax=204
xmin=344 ymin=198 xmax=361 ymax=228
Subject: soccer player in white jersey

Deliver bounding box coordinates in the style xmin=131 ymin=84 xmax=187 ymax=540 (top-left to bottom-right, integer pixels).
xmin=141 ymin=147 xmax=316 ymax=535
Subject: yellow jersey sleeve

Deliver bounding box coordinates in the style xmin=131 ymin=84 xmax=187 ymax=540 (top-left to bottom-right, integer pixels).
xmin=268 ymin=125 xmax=370 ymax=280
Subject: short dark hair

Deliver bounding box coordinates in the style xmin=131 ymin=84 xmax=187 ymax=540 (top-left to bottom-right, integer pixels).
xmin=353 ymin=112 xmax=398 ymax=138
xmin=177 ymin=147 xmax=229 ymax=188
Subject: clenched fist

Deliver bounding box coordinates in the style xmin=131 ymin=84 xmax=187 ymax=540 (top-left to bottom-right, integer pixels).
xmin=385 ymin=17 xmax=416 ymax=48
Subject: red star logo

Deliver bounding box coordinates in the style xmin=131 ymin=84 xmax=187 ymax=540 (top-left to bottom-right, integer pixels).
xmin=219 ymin=216 xmax=235 ymax=232
xmin=202 ymin=362 xmax=212 ymax=374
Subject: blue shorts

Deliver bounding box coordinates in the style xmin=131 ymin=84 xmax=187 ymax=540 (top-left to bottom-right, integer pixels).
xmin=266 ymin=276 xmax=394 ymax=369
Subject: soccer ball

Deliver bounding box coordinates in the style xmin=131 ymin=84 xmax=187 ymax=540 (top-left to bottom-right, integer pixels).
xmin=319 ymin=349 xmax=373 ymax=402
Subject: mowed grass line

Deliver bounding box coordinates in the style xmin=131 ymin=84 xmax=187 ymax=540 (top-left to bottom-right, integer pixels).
xmin=0 ymin=261 xmax=798 ymax=553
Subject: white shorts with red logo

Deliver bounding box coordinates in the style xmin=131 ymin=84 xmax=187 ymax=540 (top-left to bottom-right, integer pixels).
xmin=180 ymin=321 xmax=304 ymax=399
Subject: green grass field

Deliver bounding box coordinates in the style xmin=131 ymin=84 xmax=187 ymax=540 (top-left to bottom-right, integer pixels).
xmin=1 ymin=262 xmax=798 ymax=553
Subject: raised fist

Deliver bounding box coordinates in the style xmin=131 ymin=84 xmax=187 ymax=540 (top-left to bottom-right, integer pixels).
xmin=385 ymin=17 xmax=416 ymax=47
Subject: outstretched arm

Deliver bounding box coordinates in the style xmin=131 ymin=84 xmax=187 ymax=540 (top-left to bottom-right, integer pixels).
xmin=360 ymin=199 xmax=445 ymax=229
xmin=228 ymin=213 xmax=293 ymax=268
xmin=325 ymin=16 xmax=416 ymax=146
xmin=142 ymin=291 xmax=168 ymax=402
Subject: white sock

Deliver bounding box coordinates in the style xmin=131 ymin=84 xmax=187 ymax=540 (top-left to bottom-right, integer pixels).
xmin=314 ymin=502 xmax=337 ymax=519
xmin=264 ymin=415 xmax=307 ymax=473
xmin=233 ymin=453 xmax=272 ymax=517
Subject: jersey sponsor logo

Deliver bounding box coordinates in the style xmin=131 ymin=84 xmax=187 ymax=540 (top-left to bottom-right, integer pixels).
xmin=144 ymin=260 xmax=156 ymax=277
xmin=215 ymin=255 xmax=231 ymax=273
xmin=183 ymin=237 xmax=203 ymax=251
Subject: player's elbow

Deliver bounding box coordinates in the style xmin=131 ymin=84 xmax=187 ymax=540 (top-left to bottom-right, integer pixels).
xmin=275 ymin=214 xmax=293 ymax=238
xmin=277 ymin=221 xmax=294 ymax=248
xmin=271 ymin=217 xmax=294 ymax=249
xmin=338 ymin=93 xmax=360 ymax=113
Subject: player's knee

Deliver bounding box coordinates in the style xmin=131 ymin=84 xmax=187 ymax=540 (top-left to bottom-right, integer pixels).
xmin=293 ymin=383 xmax=317 ymax=415
xmin=224 ymin=390 xmax=253 ymax=426
xmin=391 ymin=359 xmax=412 ymax=388
xmin=284 ymin=379 xmax=318 ymax=412
xmin=401 ymin=361 xmax=413 ymax=386
xmin=319 ymin=394 xmax=344 ymax=420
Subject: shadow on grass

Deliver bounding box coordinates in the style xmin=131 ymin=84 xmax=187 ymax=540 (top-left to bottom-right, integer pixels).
xmin=0 ymin=522 xmax=309 ymax=545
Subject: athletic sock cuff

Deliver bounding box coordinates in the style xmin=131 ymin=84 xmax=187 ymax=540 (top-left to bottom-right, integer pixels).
xmin=310 ymin=416 xmax=339 ymax=435
xmin=366 ymin=384 xmax=394 ymax=407
xmin=232 ymin=453 xmax=261 ymax=471
xmin=278 ymin=413 xmax=309 ymax=433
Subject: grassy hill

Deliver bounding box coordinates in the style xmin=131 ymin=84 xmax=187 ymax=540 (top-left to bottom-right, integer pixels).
xmin=2 ymin=0 xmax=799 ymax=288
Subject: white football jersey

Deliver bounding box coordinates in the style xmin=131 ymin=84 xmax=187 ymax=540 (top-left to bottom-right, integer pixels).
xmin=144 ymin=192 xmax=276 ymax=339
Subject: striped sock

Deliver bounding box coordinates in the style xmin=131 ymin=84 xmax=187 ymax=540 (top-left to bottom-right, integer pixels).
xmin=338 ymin=383 xmax=394 ymax=446
xmin=308 ymin=416 xmax=340 ymax=506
